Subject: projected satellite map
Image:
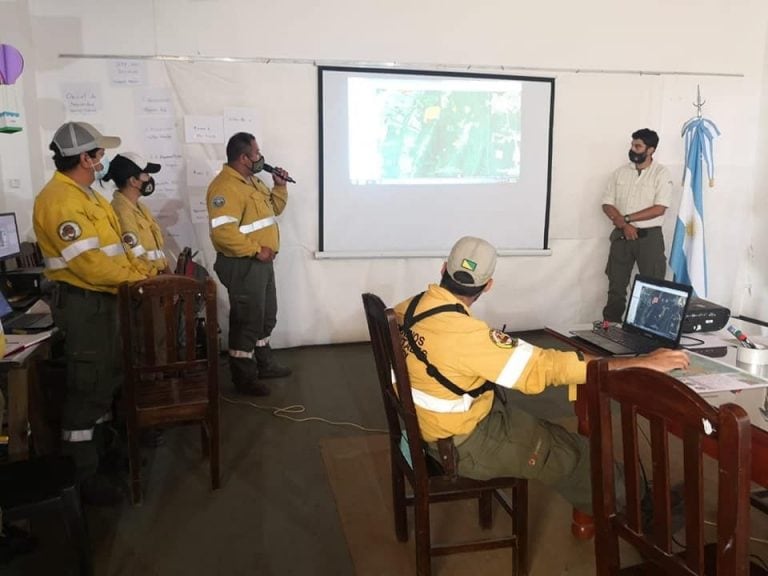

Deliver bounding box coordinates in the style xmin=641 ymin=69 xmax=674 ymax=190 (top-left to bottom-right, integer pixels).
xmin=349 ymin=78 xmax=522 ymax=184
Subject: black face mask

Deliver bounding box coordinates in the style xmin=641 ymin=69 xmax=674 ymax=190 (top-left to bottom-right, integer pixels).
xmin=139 ymin=177 xmax=155 ymax=196
xmin=628 ymin=149 xmax=647 ymax=164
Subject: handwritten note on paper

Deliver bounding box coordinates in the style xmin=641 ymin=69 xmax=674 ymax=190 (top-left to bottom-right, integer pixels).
xmin=189 ymin=195 xmax=210 ymax=224
xmin=61 ymin=83 xmax=102 ymax=114
xmin=223 ymin=108 xmax=260 ymax=141
xmin=109 ymin=60 xmax=147 ymax=86
xmin=138 ymin=117 xmax=179 ymax=153
xmin=184 ymin=116 xmax=224 ymax=144
xmin=135 ymin=87 xmax=174 ymax=116
xmin=186 ymin=158 xmax=223 ymax=188
xmin=148 ymin=151 xmax=184 ymax=172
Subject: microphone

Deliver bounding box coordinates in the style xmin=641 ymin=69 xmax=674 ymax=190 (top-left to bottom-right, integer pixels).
xmin=263 ymin=163 xmax=296 ymax=184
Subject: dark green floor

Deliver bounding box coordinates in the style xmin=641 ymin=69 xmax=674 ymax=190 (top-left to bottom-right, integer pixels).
xmin=5 ymin=333 xmax=575 ymax=575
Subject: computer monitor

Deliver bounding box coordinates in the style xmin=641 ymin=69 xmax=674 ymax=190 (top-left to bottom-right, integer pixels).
xmin=0 ymin=213 xmax=21 ymax=261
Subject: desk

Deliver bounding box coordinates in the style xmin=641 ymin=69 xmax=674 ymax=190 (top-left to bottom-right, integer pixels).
xmin=1 ymin=340 xmax=51 ymax=459
xmin=545 ymin=323 xmax=768 ymax=538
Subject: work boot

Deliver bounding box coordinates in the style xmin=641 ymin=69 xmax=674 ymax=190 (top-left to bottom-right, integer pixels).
xmin=253 ymin=345 xmax=292 ymax=379
xmin=229 ymin=356 xmax=270 ymax=396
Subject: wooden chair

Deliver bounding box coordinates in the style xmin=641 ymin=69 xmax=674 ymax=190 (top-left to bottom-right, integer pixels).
xmin=15 ymin=241 xmax=43 ymax=269
xmin=118 ymin=275 xmax=220 ymax=504
xmin=586 ymin=358 xmax=759 ymax=575
xmin=361 ymin=293 xmax=528 ymax=576
xmin=0 ymin=455 xmax=92 ymax=576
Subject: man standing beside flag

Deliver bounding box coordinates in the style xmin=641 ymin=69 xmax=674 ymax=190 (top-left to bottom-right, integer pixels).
xmin=601 ymin=128 xmax=674 ymax=322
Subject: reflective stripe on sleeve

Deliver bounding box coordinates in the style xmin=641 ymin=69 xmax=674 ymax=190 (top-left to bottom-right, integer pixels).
xmin=495 ymin=340 xmax=535 ymax=389
xmin=146 ymin=249 xmax=166 ymax=261
xmin=411 ymin=387 xmax=475 ymax=413
xmin=45 ymin=257 xmax=67 ymax=270
xmin=60 ymin=236 xmax=100 ymax=261
xmin=61 ymin=428 xmax=94 ymax=442
xmin=239 ymin=216 xmax=276 ymax=234
xmin=101 ymin=243 xmax=125 ymax=257
xmin=211 ymin=215 xmax=239 ymax=229
xmin=131 ymin=245 xmax=147 ymax=257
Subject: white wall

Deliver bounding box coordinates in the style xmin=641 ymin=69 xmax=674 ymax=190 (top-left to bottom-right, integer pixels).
xmin=2 ymin=0 xmax=768 ymax=347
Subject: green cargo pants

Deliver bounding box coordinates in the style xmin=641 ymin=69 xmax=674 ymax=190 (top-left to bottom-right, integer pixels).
xmin=54 ymin=283 xmax=121 ymax=479
xmin=449 ymin=396 xmax=595 ymax=514
xmin=603 ymin=226 xmax=666 ymax=322
xmin=214 ymin=254 xmax=277 ymax=354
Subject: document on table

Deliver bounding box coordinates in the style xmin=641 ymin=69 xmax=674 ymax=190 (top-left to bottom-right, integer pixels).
xmin=669 ymin=352 xmax=768 ymax=393
xmin=3 ymin=330 xmax=54 ymax=358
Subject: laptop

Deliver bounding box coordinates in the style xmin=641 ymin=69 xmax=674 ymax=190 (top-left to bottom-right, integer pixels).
xmin=0 ymin=290 xmax=54 ymax=332
xmin=571 ymin=275 xmax=693 ymax=356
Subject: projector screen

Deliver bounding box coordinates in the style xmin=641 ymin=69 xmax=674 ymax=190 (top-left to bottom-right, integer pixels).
xmin=318 ymin=67 xmax=555 ymax=257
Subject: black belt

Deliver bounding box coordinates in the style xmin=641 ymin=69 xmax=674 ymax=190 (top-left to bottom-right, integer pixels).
xmin=634 ymin=226 xmax=661 ymax=238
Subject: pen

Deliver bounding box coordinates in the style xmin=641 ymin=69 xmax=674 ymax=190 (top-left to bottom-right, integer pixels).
xmin=727 ymin=325 xmax=758 ymax=349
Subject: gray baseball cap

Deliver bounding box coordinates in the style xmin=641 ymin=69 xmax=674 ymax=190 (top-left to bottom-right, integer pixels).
xmin=51 ymin=122 xmax=121 ymax=157
xmin=446 ymin=236 xmax=497 ymax=287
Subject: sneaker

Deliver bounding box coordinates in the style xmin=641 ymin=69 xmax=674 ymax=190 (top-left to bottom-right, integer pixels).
xmin=80 ymin=474 xmax=123 ymax=507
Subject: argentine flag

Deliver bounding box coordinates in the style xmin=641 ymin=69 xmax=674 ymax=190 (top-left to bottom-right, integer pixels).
xmin=669 ymin=117 xmax=719 ymax=297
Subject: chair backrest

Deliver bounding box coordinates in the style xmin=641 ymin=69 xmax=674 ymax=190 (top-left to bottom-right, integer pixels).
xmin=15 ymin=241 xmax=42 ymax=269
xmin=586 ymin=359 xmax=752 ymax=576
xmin=361 ymin=293 xmax=431 ymax=481
xmin=118 ymin=275 xmax=219 ymax=409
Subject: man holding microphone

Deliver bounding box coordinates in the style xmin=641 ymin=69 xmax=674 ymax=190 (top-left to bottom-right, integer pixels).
xmin=207 ymin=132 xmax=292 ymax=396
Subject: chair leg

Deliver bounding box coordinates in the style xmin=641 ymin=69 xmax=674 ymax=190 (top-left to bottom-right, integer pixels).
xmin=479 ymin=490 xmax=493 ymax=529
xmin=200 ymin=423 xmax=210 ymax=459
xmin=209 ymin=416 xmax=220 ymax=490
xmin=60 ymin=485 xmax=94 ymax=576
xmin=127 ymin=425 xmax=142 ymax=505
xmin=391 ymin=460 xmax=408 ymax=542
xmin=515 ymin=481 xmax=529 ymax=576
xmin=414 ymin=491 xmax=431 ymax=576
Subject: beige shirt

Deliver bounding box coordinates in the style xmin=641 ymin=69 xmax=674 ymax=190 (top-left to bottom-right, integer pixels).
xmin=601 ymin=161 xmax=674 ymax=228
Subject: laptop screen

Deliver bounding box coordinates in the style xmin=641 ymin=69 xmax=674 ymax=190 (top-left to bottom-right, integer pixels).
xmin=0 ymin=290 xmax=13 ymax=320
xmin=624 ymin=276 xmax=692 ymax=341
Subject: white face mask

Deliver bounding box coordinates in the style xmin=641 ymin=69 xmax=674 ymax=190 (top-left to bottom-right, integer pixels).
xmin=89 ymin=155 xmax=110 ymax=181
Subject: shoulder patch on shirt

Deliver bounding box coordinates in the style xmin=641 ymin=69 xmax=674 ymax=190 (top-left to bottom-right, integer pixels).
xmin=122 ymin=232 xmax=139 ymax=248
xmin=489 ymin=329 xmax=517 ymax=349
xmin=58 ymin=221 xmax=81 ymax=242
xmin=212 ymin=196 xmax=226 ymax=208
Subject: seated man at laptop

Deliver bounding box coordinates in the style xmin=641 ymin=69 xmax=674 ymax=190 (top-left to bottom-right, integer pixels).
xmin=394 ymin=236 xmax=689 ymax=514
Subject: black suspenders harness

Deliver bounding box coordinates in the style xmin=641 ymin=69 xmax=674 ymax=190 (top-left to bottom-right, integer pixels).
xmin=401 ymin=292 xmax=496 ymax=399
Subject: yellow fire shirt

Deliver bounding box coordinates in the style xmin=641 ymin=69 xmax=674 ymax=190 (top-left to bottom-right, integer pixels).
xmin=206 ymin=165 xmax=287 ymax=257
xmin=33 ymin=171 xmax=146 ymax=293
xmin=393 ymin=284 xmax=586 ymax=441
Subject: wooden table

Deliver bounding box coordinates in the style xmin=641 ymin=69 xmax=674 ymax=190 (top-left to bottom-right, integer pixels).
xmin=545 ymin=323 xmax=768 ymax=539
xmin=2 ymin=340 xmax=51 ymax=460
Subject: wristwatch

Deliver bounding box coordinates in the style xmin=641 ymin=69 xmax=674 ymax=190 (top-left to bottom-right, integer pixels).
xmin=623 ymin=214 xmax=632 ymax=224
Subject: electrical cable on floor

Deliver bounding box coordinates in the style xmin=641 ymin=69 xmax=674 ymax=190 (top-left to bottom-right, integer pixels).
xmin=220 ymin=395 xmax=388 ymax=433
xmin=639 ymin=423 xmax=768 ymax=549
